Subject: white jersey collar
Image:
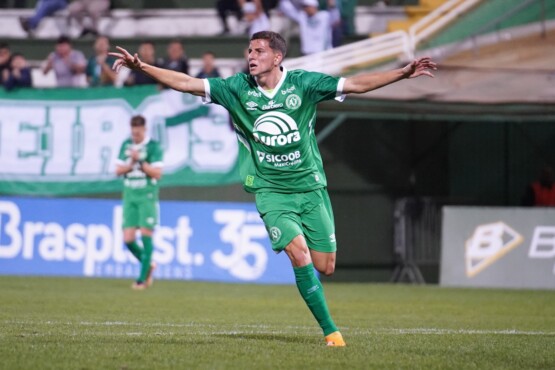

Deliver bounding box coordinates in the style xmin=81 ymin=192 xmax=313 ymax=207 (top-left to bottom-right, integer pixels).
xmin=256 ymin=66 xmax=287 ymax=99
xmin=133 ymin=136 xmax=151 ymax=146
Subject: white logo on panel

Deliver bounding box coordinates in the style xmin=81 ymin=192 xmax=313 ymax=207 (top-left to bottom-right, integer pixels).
xmin=465 ymin=221 xmax=523 ymax=278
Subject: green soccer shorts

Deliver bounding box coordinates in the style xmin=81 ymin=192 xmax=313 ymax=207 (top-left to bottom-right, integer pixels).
xmin=122 ymin=196 xmax=158 ymax=229
xmin=255 ymin=188 xmax=337 ymax=253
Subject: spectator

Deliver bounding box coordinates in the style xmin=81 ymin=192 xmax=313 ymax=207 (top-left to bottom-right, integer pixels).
xmin=0 ymin=43 xmax=12 ymax=84
xmin=42 ymin=36 xmax=87 ymax=87
xmin=125 ymin=41 xmax=162 ymax=86
xmin=86 ymin=35 xmax=117 ymax=86
xmin=279 ymin=0 xmax=338 ymax=55
xmin=340 ymin=0 xmax=357 ymax=37
xmin=68 ymin=0 xmax=111 ymax=38
xmin=19 ymin=0 xmax=68 ymax=35
xmin=328 ymin=0 xmax=343 ymax=47
xmin=2 ymin=53 xmax=32 ymax=91
xmin=242 ymin=0 xmax=270 ymax=37
xmin=162 ymin=39 xmax=189 ymax=75
xmin=195 ymin=51 xmax=221 ymax=79
xmin=522 ymin=166 xmax=555 ymax=206
xmin=216 ymin=0 xmax=243 ymax=35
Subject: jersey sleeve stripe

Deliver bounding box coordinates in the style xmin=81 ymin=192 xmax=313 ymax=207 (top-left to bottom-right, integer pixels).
xmin=335 ymin=77 xmax=346 ymax=102
xmin=201 ymin=78 xmax=212 ymax=104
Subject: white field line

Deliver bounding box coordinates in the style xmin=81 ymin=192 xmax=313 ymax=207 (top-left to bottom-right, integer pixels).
xmin=2 ymin=320 xmax=554 ymax=337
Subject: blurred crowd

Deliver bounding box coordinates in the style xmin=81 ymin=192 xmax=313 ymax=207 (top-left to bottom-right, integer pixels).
xmin=1 ymin=0 xmax=362 ymax=91
xmin=0 ymin=36 xmax=198 ymax=90
xmin=218 ymin=0 xmax=357 ymax=53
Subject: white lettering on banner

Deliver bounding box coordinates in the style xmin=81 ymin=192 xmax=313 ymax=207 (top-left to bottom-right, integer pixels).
xmin=465 ymin=222 xmax=523 ymax=278
xmin=529 ymin=226 xmax=555 ymax=258
xmin=0 ymin=200 xmax=199 ymax=276
xmin=0 ymin=201 xmax=22 ymax=258
xmin=211 ymin=210 xmax=268 ymax=280
xmin=0 ymin=96 xmax=238 ymax=180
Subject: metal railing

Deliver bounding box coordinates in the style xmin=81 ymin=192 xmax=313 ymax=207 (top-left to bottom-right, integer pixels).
xmin=391 ymin=197 xmax=444 ymax=284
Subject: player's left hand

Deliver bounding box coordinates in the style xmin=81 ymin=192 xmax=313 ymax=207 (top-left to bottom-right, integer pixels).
xmin=402 ymin=57 xmax=437 ymax=79
xmin=109 ymin=46 xmax=142 ymax=73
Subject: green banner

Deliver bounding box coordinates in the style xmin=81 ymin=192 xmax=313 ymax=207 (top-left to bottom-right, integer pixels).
xmin=0 ymin=86 xmax=240 ymax=195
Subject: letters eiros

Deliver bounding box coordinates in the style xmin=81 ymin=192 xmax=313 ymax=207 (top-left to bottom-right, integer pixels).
xmin=0 ymin=201 xmax=195 ymax=276
xmin=0 ymin=100 xmax=237 ymax=177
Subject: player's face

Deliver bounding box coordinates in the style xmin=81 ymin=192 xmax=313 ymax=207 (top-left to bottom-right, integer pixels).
xmin=247 ymin=39 xmax=280 ymax=77
xmin=131 ymin=125 xmax=145 ymax=144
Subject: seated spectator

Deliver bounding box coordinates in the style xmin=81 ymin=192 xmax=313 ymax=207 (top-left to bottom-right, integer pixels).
xmin=19 ymin=0 xmax=68 ymax=35
xmin=42 ymin=36 xmax=87 ymax=87
xmin=68 ymin=0 xmax=111 ymax=38
xmin=125 ymin=41 xmax=162 ymax=86
xmin=195 ymin=51 xmax=221 ymax=79
xmin=242 ymin=0 xmax=270 ymax=37
xmin=0 ymin=43 xmax=12 ymax=83
xmin=2 ymin=53 xmax=32 ymax=91
xmin=86 ymin=35 xmax=117 ymax=86
xmin=162 ymin=39 xmax=189 ymax=75
xmin=216 ymin=0 xmax=243 ymax=35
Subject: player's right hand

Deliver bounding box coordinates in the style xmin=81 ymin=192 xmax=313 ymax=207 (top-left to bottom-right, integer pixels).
xmin=109 ymin=46 xmax=142 ymax=72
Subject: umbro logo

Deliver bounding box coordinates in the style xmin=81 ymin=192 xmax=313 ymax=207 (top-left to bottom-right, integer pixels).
xmin=246 ymin=101 xmax=258 ymax=110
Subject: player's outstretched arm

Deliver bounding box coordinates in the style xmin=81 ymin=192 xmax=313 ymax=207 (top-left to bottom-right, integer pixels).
xmin=109 ymin=46 xmax=205 ymax=96
xmin=342 ymin=57 xmax=437 ymax=94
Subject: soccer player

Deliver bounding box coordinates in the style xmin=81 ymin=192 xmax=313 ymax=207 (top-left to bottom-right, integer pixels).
xmin=109 ymin=31 xmax=436 ymax=345
xmin=115 ymin=115 xmax=163 ymax=290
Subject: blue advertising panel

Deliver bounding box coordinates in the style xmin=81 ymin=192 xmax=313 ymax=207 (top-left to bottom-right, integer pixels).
xmin=0 ymin=197 xmax=294 ymax=284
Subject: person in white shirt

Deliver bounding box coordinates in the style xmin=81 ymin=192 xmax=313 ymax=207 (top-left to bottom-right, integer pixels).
xmin=279 ymin=0 xmax=339 ymax=55
xmin=242 ymin=0 xmax=271 ymax=37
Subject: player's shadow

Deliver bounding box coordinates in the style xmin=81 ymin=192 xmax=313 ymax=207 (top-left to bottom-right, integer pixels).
xmin=216 ymin=333 xmax=310 ymax=344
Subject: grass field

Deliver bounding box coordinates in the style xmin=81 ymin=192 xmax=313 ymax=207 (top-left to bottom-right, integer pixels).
xmin=1 ymin=276 xmax=554 ymax=370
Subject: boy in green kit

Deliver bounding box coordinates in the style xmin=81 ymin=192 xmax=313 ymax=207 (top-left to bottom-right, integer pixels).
xmin=115 ymin=115 xmax=163 ymax=290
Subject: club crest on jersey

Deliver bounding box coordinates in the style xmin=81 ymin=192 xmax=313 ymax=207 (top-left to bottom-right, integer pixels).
xmin=269 ymin=227 xmax=282 ymax=242
xmin=253 ymin=111 xmax=301 ymax=147
xmin=262 ymin=100 xmax=284 ymax=110
xmin=285 ymin=94 xmax=302 ymax=110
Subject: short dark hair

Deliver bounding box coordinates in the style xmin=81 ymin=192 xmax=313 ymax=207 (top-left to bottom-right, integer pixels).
xmin=0 ymin=42 xmax=9 ymax=50
xmin=56 ymin=36 xmax=71 ymax=45
xmin=250 ymin=31 xmax=287 ymax=58
xmin=130 ymin=115 xmax=146 ymax=127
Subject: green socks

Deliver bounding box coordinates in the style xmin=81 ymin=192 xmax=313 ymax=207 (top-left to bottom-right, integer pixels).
xmin=138 ymin=235 xmax=154 ymax=283
xmin=125 ymin=240 xmax=142 ymax=261
xmin=294 ymin=263 xmax=338 ymax=336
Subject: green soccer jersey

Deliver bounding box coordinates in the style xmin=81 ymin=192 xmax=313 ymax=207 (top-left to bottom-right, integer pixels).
xmin=204 ymin=67 xmax=345 ymax=193
xmin=116 ymin=137 xmax=164 ymax=200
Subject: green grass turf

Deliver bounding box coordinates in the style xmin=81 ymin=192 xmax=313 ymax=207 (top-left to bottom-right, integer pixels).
xmin=1 ymin=276 xmax=554 ymax=370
